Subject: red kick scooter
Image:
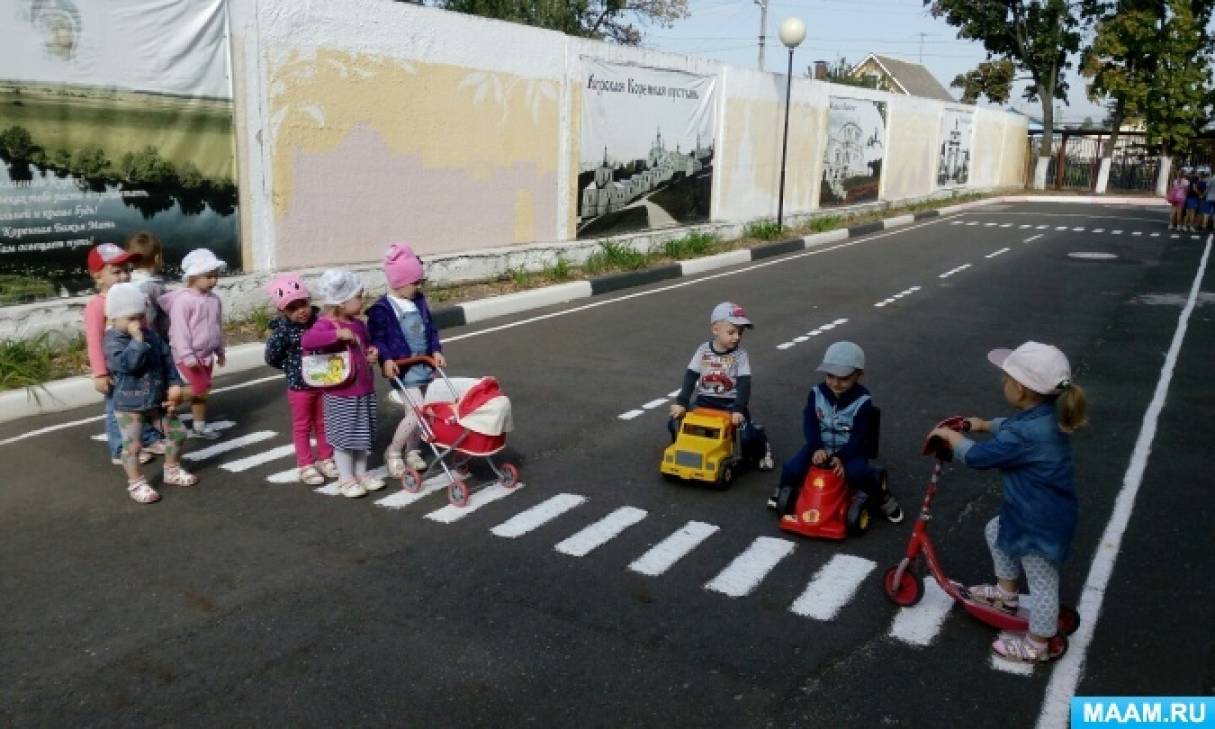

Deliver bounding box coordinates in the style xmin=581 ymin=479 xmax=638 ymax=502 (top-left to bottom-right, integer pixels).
xmin=882 ymin=416 xmax=1080 ymax=658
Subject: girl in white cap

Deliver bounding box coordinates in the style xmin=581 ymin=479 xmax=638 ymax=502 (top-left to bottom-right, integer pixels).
xmin=159 ymin=248 xmax=228 ymax=439
xmin=929 ymin=341 xmax=1088 ymax=663
xmin=301 ymin=269 xmax=385 ymax=498
xmin=103 ymin=282 xmax=196 ymax=504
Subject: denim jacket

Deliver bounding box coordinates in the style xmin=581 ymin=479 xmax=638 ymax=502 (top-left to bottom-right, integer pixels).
xmin=802 ymin=382 xmax=875 ymax=463
xmin=953 ymin=403 xmax=1078 ymax=563
xmin=104 ymin=328 xmax=183 ymax=412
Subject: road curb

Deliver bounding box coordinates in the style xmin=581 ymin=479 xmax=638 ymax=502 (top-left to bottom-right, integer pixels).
xmin=0 ymin=193 xmax=1166 ymax=424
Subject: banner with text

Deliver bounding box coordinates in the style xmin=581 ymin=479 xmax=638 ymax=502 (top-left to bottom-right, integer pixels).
xmin=578 ymin=59 xmax=716 ymax=239
xmin=0 ymin=0 xmax=238 ymax=304
xmin=820 ymin=96 xmax=886 ymax=208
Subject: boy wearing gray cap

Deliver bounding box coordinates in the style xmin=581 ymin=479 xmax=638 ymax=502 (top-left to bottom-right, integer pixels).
xmin=769 ymin=341 xmax=902 ymax=523
xmin=669 ymin=301 xmax=774 ymax=471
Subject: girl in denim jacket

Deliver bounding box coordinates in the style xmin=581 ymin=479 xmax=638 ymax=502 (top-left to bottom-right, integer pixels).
xmin=103 ymin=283 xmax=196 ymax=504
xmin=930 ymin=341 xmax=1088 ymax=664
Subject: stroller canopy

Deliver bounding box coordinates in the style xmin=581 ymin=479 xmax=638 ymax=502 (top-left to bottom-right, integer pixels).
xmin=454 ymin=377 xmax=513 ymax=436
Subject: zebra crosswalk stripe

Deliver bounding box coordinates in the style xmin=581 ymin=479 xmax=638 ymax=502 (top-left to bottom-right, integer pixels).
xmin=705 ymin=536 xmax=795 ymax=598
xmin=491 ymin=493 xmax=587 ymax=538
xmin=374 ymin=473 xmax=454 ymax=509
xmin=184 ymin=431 xmax=277 ymax=461
xmin=222 ymin=444 xmax=296 ymax=472
xmin=888 ymin=580 xmax=953 ymax=646
xmin=789 ymin=554 xmax=876 ymax=620
xmin=424 ymin=481 xmax=523 ymax=523
xmin=629 ymin=521 xmax=720 ymax=577
xmin=555 ymin=506 xmax=648 ymax=557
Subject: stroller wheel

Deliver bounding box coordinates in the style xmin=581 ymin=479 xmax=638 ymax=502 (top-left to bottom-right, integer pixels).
xmin=498 ymin=462 xmax=521 ymax=489
xmin=399 ymin=466 xmax=422 ymax=494
xmin=448 ymin=478 xmax=471 ymax=508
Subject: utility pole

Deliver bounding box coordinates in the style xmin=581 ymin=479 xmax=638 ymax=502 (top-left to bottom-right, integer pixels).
xmin=755 ymin=0 xmax=768 ymax=71
xmin=917 ymin=32 xmax=927 ymax=64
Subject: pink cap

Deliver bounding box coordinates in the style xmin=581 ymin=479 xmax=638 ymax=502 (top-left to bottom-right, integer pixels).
xmin=384 ymin=242 xmax=425 ymax=289
xmin=264 ymin=273 xmax=310 ymax=311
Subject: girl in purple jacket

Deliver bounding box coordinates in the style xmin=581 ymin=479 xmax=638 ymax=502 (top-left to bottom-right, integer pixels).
xmin=160 ymin=248 xmax=227 ymax=440
xmin=301 ymin=270 xmax=385 ymax=499
xmin=367 ymin=243 xmax=446 ymax=478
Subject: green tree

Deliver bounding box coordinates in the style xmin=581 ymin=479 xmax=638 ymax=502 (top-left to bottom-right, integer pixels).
xmin=1144 ymin=0 xmax=1212 ymax=192
xmin=1080 ymin=2 xmax=1158 ymax=192
xmin=950 ymin=58 xmax=1016 ymax=104
xmin=433 ymin=0 xmax=688 ymax=44
xmin=925 ymin=0 xmax=1085 ymax=189
xmin=807 ymin=57 xmax=873 ymax=88
xmin=119 ymin=146 xmax=178 ymax=186
xmin=0 ymin=126 xmax=34 ymax=160
xmin=71 ymin=145 xmax=111 ymax=178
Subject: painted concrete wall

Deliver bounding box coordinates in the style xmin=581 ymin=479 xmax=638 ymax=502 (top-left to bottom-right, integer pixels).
xmin=229 ymin=0 xmax=1028 ymax=275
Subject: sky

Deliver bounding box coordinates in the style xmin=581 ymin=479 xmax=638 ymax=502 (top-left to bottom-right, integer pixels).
xmin=640 ymin=0 xmax=1107 ymax=125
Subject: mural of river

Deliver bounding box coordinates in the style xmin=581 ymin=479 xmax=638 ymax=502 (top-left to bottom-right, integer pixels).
xmin=0 ymin=158 xmax=240 ymax=300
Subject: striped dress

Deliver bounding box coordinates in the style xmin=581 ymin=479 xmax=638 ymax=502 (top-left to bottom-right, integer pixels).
xmin=300 ymin=315 xmax=378 ymax=452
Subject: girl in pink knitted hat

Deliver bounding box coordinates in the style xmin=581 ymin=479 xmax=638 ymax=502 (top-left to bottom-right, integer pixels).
xmin=367 ymin=242 xmax=447 ymax=478
xmin=263 ymin=273 xmax=339 ymax=485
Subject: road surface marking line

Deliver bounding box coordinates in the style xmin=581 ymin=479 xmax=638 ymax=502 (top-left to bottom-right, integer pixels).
xmin=993 ymin=655 xmax=1035 ymax=676
xmin=819 ymin=323 xmax=836 ymax=330
xmin=93 ymin=419 xmax=237 ymax=442
xmin=965 ymin=221 xmax=979 ymax=226
xmin=950 ymin=220 xmax=963 ymax=225
xmin=221 ymin=443 xmax=296 ymax=472
xmin=618 ymin=409 xmax=645 ymax=420
xmin=999 ymin=223 xmax=1013 ymax=228
xmin=1191 ymin=235 xmax=1200 ymax=240
xmin=1024 ymin=234 xmax=1043 ymax=243
xmin=777 ymin=342 xmax=795 ymax=350
xmin=874 ymin=302 xmax=887 ymax=308
xmin=984 ymin=222 xmax=998 ymax=227
xmin=793 ymin=336 xmax=809 ymax=343
xmin=1055 ymin=226 xmax=1069 ymax=231
xmin=183 ymin=431 xmax=277 ymax=462
xmin=314 ymin=466 xmax=387 ymax=496
xmin=985 ymin=247 xmax=1010 ymax=259
xmin=808 ymin=329 xmax=822 ymax=335
xmin=1072 ymin=227 xmax=1085 ymax=231
xmin=1036 ymin=225 xmax=1049 ymax=230
xmin=424 ymin=481 xmax=524 ymax=523
xmin=555 ymin=506 xmax=648 ymax=556
xmin=1111 ymin=229 xmax=1122 ymax=234
xmin=938 ymin=264 xmax=972 ymax=279
xmin=833 ymin=317 xmax=848 ymax=324
xmin=267 ymin=468 xmax=300 ymax=484
xmin=888 ymin=580 xmax=954 ymax=647
xmin=642 ymin=398 xmax=667 ymax=409
xmin=491 ymin=494 xmax=587 ymax=538
xmin=1133 ymin=231 xmax=1143 ymax=236
xmin=629 ymin=521 xmax=720 ymax=577
xmin=1019 ymin=224 xmax=1031 ymax=229
xmin=667 ymin=389 xmax=681 ymax=397
xmin=789 ymin=554 xmax=876 ymax=620
xmin=374 ymin=473 xmax=452 ymax=508
xmin=1092 ymin=228 xmax=1104 ymax=233
xmin=1035 ymin=235 xmax=1212 ymax=729
xmin=705 ymin=536 xmax=796 ymax=598
xmin=1150 ymin=232 xmax=1160 ymax=237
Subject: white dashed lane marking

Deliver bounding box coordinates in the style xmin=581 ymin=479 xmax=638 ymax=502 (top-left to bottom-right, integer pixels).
xmin=938 ymin=264 xmax=971 ymax=279
xmin=642 ymin=398 xmax=667 ymax=410
xmin=984 ymin=247 xmax=1010 ymax=259
xmin=618 ymin=409 xmax=645 ymax=421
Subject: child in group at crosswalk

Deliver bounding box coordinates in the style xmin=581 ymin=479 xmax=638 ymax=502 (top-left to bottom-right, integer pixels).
xmin=928 ymin=341 xmax=1087 ymax=663
xmin=103 ymin=282 xmax=196 ymax=504
xmin=263 ymin=273 xmax=339 ymax=485
xmin=159 ymin=248 xmax=227 ymax=439
xmin=83 ymin=243 xmax=165 ymax=466
xmin=367 ymin=243 xmax=447 ymax=478
xmin=768 ymin=341 xmax=903 ymax=523
xmin=301 ymin=269 xmax=385 ymax=498
xmin=125 ymin=232 xmax=171 ymax=342
xmin=668 ymin=301 xmax=775 ymax=470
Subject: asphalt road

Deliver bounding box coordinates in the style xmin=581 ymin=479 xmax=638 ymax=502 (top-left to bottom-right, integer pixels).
xmin=2 ymin=202 xmax=1212 ymax=728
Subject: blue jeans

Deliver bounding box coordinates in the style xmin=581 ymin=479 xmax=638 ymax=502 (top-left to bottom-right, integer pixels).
xmin=780 ymin=446 xmax=882 ymax=500
xmin=104 ymin=391 xmax=162 ymax=458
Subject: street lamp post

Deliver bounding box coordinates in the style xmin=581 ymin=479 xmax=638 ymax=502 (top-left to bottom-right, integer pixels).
xmin=776 ymin=17 xmax=805 ymax=232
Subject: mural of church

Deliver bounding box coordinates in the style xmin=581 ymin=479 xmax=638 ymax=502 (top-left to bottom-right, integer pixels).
xmin=580 ymin=128 xmax=713 ymax=222
xmin=937 ymin=109 xmax=974 ymax=187
xmin=820 ymin=96 xmax=886 ymax=207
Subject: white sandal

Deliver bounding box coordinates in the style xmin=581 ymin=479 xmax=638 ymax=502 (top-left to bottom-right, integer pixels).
xmin=162 ymin=466 xmax=199 ymax=487
xmin=127 ymin=478 xmax=161 ymax=504
xmin=317 ymin=459 xmax=340 ymax=479
xmin=968 ymin=583 xmax=1019 ymax=613
xmin=992 ymin=633 xmax=1051 ymax=663
xmin=385 ymin=451 xmax=405 ymax=478
xmin=298 ymin=465 xmax=325 ymax=485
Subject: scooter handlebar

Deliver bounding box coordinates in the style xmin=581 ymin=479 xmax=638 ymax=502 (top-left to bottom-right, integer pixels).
xmin=921 ymin=415 xmax=972 ymax=460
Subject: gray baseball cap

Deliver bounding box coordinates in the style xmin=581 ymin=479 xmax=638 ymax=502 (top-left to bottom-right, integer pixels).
xmin=817 ymin=341 xmax=865 ymax=376
xmin=710 ymin=301 xmax=753 ymax=328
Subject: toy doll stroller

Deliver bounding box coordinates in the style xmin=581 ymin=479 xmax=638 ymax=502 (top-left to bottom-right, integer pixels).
xmin=390 ymin=356 xmax=521 ymax=507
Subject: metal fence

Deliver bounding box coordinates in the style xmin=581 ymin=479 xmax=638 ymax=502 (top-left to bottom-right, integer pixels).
xmin=1025 ymin=131 xmax=1215 ymax=192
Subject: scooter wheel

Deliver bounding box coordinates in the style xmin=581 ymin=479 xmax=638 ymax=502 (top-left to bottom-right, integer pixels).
xmin=1047 ymin=634 xmax=1069 ymax=660
xmin=1058 ymin=605 xmax=1081 ymax=636
xmin=448 ymin=478 xmax=471 ymax=508
xmin=883 ymin=564 xmax=924 ymax=607
xmin=399 ymin=466 xmax=422 ymax=494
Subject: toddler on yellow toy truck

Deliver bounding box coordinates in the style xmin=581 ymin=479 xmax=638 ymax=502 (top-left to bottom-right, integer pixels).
xmin=662 ymin=301 xmax=774 ymax=487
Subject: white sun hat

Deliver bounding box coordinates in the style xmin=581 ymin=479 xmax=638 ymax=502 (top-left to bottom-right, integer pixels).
xmin=316 ymin=269 xmax=365 ymax=306
xmin=987 ymin=341 xmax=1073 ymax=395
xmin=180 ymin=248 xmax=228 ymax=281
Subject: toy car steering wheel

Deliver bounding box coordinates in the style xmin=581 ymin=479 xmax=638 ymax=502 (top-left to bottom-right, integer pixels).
xmin=921 ymin=416 xmax=971 ymax=461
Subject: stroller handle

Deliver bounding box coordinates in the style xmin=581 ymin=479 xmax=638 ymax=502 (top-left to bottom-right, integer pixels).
xmin=394 ymin=355 xmax=437 ymax=368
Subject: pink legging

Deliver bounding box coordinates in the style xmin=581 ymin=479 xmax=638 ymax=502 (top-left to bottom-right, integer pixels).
xmin=287 ymin=389 xmax=334 ymax=467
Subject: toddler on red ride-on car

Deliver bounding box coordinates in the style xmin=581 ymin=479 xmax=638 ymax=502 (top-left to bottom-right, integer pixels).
xmin=768 ymin=341 xmax=903 ymax=523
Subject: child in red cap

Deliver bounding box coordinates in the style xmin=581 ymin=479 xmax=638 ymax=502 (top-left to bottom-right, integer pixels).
xmin=83 ymin=243 xmax=165 ymax=466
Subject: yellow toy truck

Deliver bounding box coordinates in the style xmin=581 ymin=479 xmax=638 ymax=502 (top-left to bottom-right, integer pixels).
xmin=661 ymin=408 xmax=742 ymax=488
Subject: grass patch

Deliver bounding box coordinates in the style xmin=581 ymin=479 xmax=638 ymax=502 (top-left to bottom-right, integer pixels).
xmin=744 ymin=220 xmax=783 ymax=240
xmin=0 ymin=333 xmax=55 ymax=390
xmin=585 ymin=241 xmax=650 ymax=274
xmin=805 ymin=215 xmax=842 ymax=233
xmin=0 ymin=275 xmax=56 ymax=306
xmin=664 ymin=232 xmax=716 ymax=259
xmin=545 ymin=256 xmax=572 ymax=281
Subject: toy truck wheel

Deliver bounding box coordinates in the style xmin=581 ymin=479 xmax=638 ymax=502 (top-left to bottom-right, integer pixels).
xmin=400 ymin=466 xmax=423 ymax=494
xmin=846 ymin=492 xmax=871 ymax=537
xmin=1058 ymin=605 xmax=1081 ymax=636
xmin=883 ymin=564 xmax=924 ymax=607
xmin=716 ymin=463 xmax=735 ymax=489
xmin=448 ymin=478 xmax=471 ymax=507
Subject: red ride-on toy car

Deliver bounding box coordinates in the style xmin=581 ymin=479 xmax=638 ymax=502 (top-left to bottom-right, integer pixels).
xmin=882 ymin=416 xmax=1080 ymax=659
xmin=778 ymin=408 xmax=884 ymax=540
